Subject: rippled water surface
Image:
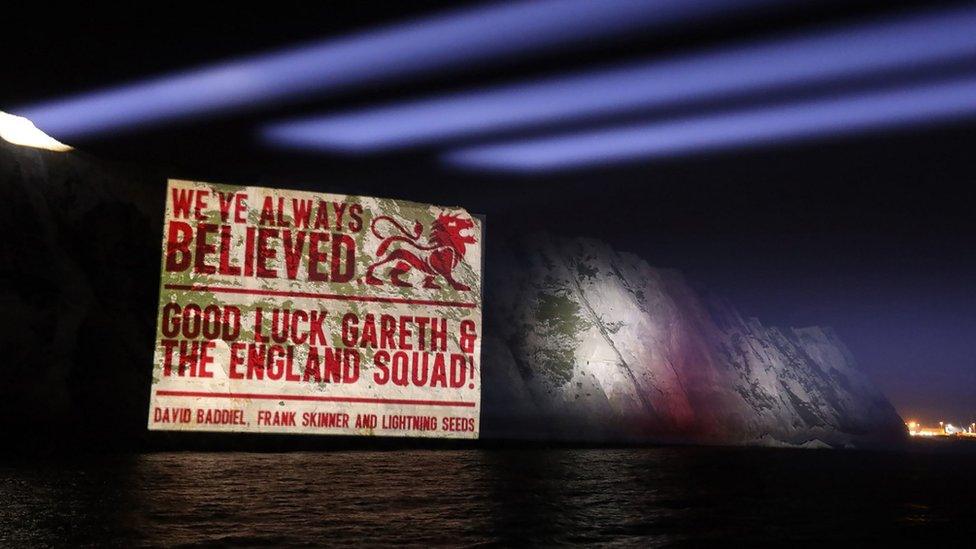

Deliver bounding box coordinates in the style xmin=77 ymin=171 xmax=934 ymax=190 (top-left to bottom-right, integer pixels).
xmin=2 ymin=447 xmax=974 ymax=546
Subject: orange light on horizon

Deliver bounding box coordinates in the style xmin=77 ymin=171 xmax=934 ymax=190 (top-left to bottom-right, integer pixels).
xmin=905 ymin=419 xmax=976 ymax=438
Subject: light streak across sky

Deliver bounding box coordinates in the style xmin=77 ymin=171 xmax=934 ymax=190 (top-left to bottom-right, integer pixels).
xmin=11 ymin=0 xmax=780 ymax=139
xmin=442 ymin=76 xmax=976 ymax=172
xmin=262 ymin=6 xmax=976 ymax=153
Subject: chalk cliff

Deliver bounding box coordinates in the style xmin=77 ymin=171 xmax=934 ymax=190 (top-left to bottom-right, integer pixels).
xmin=1 ymin=140 xmax=905 ymax=449
xmin=482 ymin=234 xmax=906 ymax=448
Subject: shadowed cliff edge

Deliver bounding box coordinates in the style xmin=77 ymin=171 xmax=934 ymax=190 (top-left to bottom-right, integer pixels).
xmin=0 ymin=141 xmax=906 ymax=451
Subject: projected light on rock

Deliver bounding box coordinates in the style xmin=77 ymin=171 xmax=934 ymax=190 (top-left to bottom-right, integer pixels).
xmin=0 ymin=112 xmax=73 ymax=152
xmin=262 ymin=6 xmax=976 ymax=152
xmin=10 ymin=0 xmax=781 ymax=139
xmin=444 ymin=76 xmax=976 ymax=172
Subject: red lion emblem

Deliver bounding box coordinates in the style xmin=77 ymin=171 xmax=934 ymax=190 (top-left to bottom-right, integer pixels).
xmin=364 ymin=213 xmax=477 ymax=291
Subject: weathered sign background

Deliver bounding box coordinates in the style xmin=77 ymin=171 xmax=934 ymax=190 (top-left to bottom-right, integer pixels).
xmin=148 ymin=180 xmax=482 ymax=438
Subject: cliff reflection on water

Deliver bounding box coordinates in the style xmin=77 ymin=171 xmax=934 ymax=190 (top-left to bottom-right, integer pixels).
xmin=2 ymin=447 xmax=974 ymax=545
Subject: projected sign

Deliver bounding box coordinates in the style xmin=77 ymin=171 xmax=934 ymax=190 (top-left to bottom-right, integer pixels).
xmin=148 ymin=180 xmax=482 ymax=438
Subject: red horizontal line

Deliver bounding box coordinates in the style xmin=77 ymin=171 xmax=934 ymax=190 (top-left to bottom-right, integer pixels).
xmin=156 ymin=389 xmax=476 ymax=408
xmin=164 ymin=283 xmax=477 ymax=308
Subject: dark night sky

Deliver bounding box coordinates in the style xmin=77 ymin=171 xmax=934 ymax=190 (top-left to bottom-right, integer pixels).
xmin=3 ymin=0 xmax=974 ymax=423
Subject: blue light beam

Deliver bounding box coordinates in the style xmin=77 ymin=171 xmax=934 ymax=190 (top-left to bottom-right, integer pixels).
xmin=442 ymin=76 xmax=976 ymax=172
xmin=263 ymin=6 xmax=976 ymax=153
xmin=11 ymin=0 xmax=780 ymax=139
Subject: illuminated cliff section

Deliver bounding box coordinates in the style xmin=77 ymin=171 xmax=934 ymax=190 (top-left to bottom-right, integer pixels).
xmin=483 ymin=233 xmax=905 ymax=448
xmin=484 ymin=234 xmax=729 ymax=442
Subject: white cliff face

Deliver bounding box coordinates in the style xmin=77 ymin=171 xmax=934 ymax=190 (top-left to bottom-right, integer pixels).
xmin=483 ymin=234 xmax=905 ymax=448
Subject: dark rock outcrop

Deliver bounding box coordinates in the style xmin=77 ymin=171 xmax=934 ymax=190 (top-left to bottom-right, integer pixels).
xmin=1 ymin=141 xmax=163 ymax=450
